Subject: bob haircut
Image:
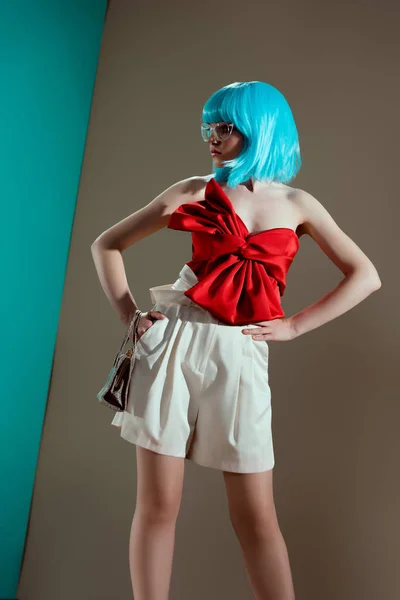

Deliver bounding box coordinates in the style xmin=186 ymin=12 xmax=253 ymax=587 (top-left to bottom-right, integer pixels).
xmin=201 ymin=81 xmax=301 ymax=189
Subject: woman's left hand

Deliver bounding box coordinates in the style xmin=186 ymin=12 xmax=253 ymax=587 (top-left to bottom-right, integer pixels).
xmin=241 ymin=317 xmax=297 ymax=342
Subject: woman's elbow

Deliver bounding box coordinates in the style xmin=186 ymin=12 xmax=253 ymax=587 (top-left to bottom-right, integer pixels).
xmin=91 ymin=233 xmax=113 ymax=251
xmin=370 ymin=275 xmax=382 ymax=291
xmin=345 ymin=261 xmax=382 ymax=293
xmin=358 ymin=264 xmax=382 ymax=292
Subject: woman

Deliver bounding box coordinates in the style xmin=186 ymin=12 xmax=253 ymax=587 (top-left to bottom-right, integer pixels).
xmin=91 ymin=81 xmax=381 ymax=600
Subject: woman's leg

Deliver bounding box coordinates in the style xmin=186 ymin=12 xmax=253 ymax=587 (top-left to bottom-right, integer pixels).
xmin=130 ymin=446 xmax=185 ymax=600
xmin=223 ymin=468 xmax=295 ymax=600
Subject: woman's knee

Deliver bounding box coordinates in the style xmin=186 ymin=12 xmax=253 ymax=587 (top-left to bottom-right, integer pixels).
xmin=230 ymin=502 xmax=280 ymax=539
xmin=135 ymin=446 xmax=185 ymax=524
xmin=223 ymin=470 xmax=279 ymax=537
xmin=137 ymin=488 xmax=182 ymax=524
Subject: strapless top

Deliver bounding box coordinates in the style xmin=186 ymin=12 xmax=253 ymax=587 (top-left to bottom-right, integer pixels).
xmin=167 ymin=177 xmax=299 ymax=325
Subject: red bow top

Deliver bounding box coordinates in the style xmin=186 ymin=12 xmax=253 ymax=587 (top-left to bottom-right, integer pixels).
xmin=167 ymin=177 xmax=300 ymax=325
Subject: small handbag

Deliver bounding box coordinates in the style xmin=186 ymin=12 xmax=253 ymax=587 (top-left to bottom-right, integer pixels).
xmin=97 ymin=309 xmax=143 ymax=412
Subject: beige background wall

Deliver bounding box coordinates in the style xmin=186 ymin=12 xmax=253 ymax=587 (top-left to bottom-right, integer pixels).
xmin=18 ymin=1 xmax=399 ymax=599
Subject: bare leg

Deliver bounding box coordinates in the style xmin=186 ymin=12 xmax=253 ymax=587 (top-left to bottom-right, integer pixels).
xmin=130 ymin=446 xmax=185 ymax=600
xmin=223 ymin=468 xmax=295 ymax=600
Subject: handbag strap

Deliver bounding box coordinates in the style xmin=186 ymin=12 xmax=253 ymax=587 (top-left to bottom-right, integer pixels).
xmin=113 ymin=309 xmax=143 ymax=365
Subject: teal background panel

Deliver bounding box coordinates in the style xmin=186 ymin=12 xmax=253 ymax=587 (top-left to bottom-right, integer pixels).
xmin=0 ymin=1 xmax=107 ymax=597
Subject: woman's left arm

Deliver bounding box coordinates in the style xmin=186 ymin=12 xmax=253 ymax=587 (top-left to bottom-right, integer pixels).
xmin=245 ymin=189 xmax=382 ymax=342
xmin=288 ymin=188 xmax=382 ymax=339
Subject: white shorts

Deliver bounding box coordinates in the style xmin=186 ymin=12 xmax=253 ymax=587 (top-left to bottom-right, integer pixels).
xmin=111 ymin=264 xmax=274 ymax=473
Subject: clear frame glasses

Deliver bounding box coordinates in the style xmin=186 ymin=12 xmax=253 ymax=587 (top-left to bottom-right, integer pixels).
xmin=200 ymin=122 xmax=235 ymax=142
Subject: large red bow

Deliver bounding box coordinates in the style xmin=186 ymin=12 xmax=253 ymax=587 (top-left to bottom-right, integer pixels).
xmin=167 ymin=178 xmax=299 ymax=325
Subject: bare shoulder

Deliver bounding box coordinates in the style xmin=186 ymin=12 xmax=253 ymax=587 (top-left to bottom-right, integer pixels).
xmin=187 ymin=173 xmax=214 ymax=200
xmin=290 ymin=187 xmax=337 ymax=238
xmin=152 ymin=175 xmax=199 ymax=210
xmin=289 ymin=186 xmax=381 ymax=277
xmin=91 ymin=175 xmax=204 ymax=251
xmin=151 ymin=173 xmax=214 ymax=210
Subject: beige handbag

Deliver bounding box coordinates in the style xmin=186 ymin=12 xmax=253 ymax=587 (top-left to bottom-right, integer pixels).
xmin=97 ymin=309 xmax=143 ymax=412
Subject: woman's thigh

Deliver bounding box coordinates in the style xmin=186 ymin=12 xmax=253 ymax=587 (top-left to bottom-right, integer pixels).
xmin=223 ymin=468 xmax=279 ymax=531
xmin=135 ymin=446 xmax=185 ymax=520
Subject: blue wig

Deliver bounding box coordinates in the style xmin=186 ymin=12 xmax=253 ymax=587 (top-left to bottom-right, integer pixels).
xmin=201 ymin=81 xmax=301 ymax=188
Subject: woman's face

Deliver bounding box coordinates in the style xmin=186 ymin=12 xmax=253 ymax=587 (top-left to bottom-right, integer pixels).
xmin=208 ymin=122 xmax=244 ymax=165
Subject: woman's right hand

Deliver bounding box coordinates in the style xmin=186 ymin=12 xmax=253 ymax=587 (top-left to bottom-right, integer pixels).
xmin=136 ymin=310 xmax=166 ymax=340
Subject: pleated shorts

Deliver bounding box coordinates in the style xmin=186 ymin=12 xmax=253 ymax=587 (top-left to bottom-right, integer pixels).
xmin=111 ymin=264 xmax=274 ymax=473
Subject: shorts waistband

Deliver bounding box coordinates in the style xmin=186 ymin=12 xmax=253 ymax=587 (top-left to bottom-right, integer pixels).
xmin=149 ymin=284 xmax=197 ymax=307
xmin=149 ymin=263 xmax=199 ymax=306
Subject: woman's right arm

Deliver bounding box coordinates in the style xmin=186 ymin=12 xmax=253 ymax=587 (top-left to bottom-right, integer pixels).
xmin=90 ymin=177 xmax=194 ymax=327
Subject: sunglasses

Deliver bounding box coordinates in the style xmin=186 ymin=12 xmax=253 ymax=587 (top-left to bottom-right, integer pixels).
xmin=200 ymin=122 xmax=236 ymax=142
